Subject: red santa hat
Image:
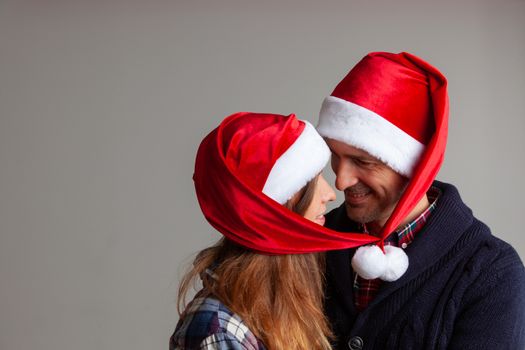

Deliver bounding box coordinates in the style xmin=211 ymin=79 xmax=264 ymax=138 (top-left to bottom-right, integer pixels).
xmin=193 ymin=112 xmax=380 ymax=254
xmin=223 ymin=112 xmax=331 ymax=204
xmin=318 ymin=52 xmax=436 ymax=177
xmin=317 ymin=52 xmax=449 ymax=281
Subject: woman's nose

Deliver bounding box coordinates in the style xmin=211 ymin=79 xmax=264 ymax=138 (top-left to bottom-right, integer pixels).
xmin=319 ymin=175 xmax=336 ymax=202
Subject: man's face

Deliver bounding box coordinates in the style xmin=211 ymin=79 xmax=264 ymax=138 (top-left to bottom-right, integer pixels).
xmin=326 ymin=138 xmax=408 ymax=228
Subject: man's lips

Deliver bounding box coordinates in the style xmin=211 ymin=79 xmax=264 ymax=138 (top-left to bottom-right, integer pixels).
xmin=345 ymin=187 xmax=372 ymax=205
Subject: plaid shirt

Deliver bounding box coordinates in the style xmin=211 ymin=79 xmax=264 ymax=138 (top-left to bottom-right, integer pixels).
xmin=170 ymin=295 xmax=266 ymax=350
xmin=353 ymin=187 xmax=441 ymax=311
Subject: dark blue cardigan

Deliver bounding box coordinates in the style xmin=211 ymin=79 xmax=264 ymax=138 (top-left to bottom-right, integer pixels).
xmin=324 ymin=181 xmax=525 ymax=350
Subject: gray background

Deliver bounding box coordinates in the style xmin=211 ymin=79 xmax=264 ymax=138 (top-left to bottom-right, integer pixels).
xmin=1 ymin=1 xmax=524 ymax=349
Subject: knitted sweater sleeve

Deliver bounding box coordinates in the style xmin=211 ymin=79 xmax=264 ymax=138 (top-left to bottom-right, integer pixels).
xmin=448 ymin=243 xmax=525 ymax=350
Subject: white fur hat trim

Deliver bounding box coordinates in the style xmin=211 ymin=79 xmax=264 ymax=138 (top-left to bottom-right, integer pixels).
xmin=263 ymin=121 xmax=331 ymax=204
xmin=317 ymin=96 xmax=425 ymax=177
xmin=351 ymin=244 xmax=409 ymax=281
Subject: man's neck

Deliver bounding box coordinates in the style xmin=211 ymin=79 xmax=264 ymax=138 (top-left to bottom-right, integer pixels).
xmin=366 ymin=194 xmax=431 ymax=235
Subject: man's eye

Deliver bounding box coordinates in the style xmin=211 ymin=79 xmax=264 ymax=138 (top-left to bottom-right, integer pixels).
xmin=355 ymin=159 xmax=373 ymax=167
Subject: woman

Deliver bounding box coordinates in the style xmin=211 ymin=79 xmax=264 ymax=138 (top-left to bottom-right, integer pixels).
xmin=170 ymin=112 xmax=377 ymax=350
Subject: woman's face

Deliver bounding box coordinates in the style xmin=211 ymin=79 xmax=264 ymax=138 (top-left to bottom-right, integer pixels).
xmin=303 ymin=174 xmax=336 ymax=226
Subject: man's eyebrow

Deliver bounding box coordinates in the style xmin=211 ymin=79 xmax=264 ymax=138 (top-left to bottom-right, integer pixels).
xmin=344 ymin=153 xmax=377 ymax=162
xmin=355 ymin=154 xmax=377 ymax=161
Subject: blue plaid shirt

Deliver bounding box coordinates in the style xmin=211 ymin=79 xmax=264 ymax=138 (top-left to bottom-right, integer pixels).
xmin=170 ymin=295 xmax=266 ymax=350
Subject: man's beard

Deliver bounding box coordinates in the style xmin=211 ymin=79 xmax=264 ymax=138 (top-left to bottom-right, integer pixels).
xmin=345 ymin=200 xmax=389 ymax=225
xmin=344 ymin=182 xmax=405 ymax=226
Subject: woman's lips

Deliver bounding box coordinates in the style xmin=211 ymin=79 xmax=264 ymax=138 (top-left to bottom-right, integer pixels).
xmin=314 ymin=215 xmax=326 ymax=226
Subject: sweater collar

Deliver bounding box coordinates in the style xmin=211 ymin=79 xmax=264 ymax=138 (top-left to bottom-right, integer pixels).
xmin=366 ymin=181 xmax=474 ymax=307
xmin=325 ymin=181 xmax=474 ymax=314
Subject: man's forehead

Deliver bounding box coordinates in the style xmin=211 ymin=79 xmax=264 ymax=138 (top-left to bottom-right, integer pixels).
xmin=324 ymin=138 xmax=377 ymax=160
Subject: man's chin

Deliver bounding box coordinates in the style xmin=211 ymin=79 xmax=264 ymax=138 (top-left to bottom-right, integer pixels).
xmin=345 ymin=205 xmax=371 ymax=224
xmin=345 ymin=202 xmax=396 ymax=230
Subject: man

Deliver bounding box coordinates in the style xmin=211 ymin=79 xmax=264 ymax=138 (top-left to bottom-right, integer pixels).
xmin=316 ymin=52 xmax=525 ymax=349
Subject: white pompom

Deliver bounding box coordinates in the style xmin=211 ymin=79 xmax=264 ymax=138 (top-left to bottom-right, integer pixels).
xmin=380 ymin=245 xmax=409 ymax=282
xmin=351 ymin=244 xmax=409 ymax=282
xmin=351 ymin=245 xmax=387 ymax=280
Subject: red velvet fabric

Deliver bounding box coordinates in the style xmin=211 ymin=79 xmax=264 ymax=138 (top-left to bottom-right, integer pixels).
xmin=193 ymin=112 xmax=379 ymax=254
xmin=223 ymin=112 xmax=303 ymax=193
xmin=332 ymin=52 xmax=435 ymax=145
xmin=376 ymin=52 xmax=449 ymax=246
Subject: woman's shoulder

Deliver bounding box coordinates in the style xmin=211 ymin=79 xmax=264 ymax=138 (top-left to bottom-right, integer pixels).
xmin=170 ymin=295 xmax=265 ymax=350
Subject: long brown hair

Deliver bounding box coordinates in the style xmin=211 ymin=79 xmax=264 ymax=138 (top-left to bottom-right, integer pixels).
xmin=178 ymin=176 xmax=332 ymax=350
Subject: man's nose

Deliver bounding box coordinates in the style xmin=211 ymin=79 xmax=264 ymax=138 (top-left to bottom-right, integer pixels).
xmin=334 ymin=161 xmax=359 ymax=191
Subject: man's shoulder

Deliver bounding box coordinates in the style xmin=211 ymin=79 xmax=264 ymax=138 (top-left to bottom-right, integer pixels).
xmin=434 ymin=181 xmax=522 ymax=263
xmin=469 ymin=221 xmax=525 ymax=279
